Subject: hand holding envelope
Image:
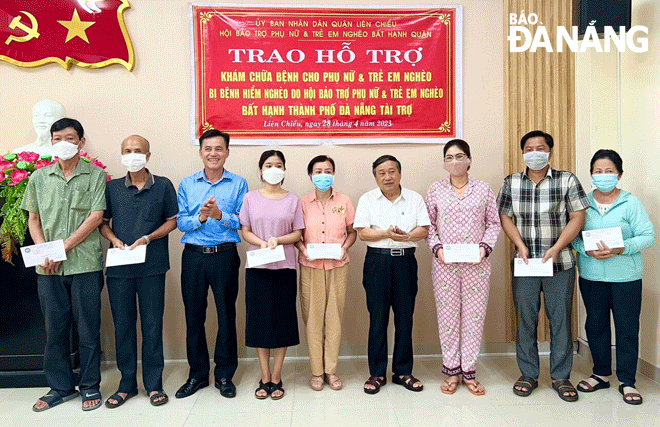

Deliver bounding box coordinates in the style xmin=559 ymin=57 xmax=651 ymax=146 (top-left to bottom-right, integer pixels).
xmin=20 ymin=240 xmax=67 ymax=271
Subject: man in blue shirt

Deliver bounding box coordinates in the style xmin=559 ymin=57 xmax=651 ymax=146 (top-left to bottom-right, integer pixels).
xmin=175 ymin=129 xmax=248 ymax=399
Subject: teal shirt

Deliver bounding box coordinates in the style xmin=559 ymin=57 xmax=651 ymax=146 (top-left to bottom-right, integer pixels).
xmin=572 ymin=190 xmax=655 ymax=282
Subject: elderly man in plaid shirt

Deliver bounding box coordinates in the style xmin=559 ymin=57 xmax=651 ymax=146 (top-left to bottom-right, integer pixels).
xmin=497 ymin=130 xmax=589 ymax=403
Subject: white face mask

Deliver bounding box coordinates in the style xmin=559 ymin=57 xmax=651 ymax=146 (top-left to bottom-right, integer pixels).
xmin=262 ymin=167 xmax=285 ymax=185
xmin=121 ymin=153 xmax=147 ymax=173
xmin=52 ymin=141 xmax=80 ymax=160
xmin=523 ymin=151 xmax=550 ymax=170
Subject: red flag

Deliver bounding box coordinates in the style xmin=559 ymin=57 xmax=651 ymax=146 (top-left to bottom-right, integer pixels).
xmin=1 ymin=0 xmax=134 ymax=70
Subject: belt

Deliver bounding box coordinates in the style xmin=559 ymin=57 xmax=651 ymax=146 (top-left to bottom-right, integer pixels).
xmin=367 ymin=246 xmax=415 ymax=257
xmin=185 ymin=243 xmax=236 ymax=254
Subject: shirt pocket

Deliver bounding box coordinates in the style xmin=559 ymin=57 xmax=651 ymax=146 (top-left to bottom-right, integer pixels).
xmin=70 ymin=190 xmax=91 ymax=211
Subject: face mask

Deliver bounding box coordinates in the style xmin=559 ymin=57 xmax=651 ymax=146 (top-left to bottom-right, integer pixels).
xmin=52 ymin=141 xmax=80 ymax=160
xmin=443 ymin=158 xmax=471 ymax=176
xmin=592 ymin=174 xmax=618 ymax=192
xmin=262 ymin=167 xmax=285 ymax=185
xmin=312 ymin=174 xmax=334 ymax=192
xmin=121 ymin=153 xmax=147 ymax=173
xmin=523 ymin=151 xmax=550 ymax=170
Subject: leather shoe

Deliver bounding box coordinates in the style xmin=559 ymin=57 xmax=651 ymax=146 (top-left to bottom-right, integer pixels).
xmin=175 ymin=378 xmax=209 ymax=399
xmin=215 ymin=378 xmax=236 ymax=398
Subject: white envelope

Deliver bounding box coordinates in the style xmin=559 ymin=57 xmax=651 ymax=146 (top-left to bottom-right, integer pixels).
xmin=582 ymin=227 xmax=624 ymax=252
xmin=307 ymin=243 xmax=342 ymax=260
xmin=443 ymin=244 xmax=480 ymax=263
xmin=246 ymin=245 xmax=286 ymax=268
xmin=513 ymin=258 xmax=553 ymax=277
xmin=20 ymin=240 xmax=67 ymax=268
xmin=106 ymin=245 xmax=147 ymax=267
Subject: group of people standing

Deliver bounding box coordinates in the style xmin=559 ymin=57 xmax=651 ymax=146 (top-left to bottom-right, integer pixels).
xmin=22 ymin=118 xmax=654 ymax=412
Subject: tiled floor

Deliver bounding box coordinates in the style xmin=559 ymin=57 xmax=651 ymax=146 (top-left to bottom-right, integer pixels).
xmin=1 ymin=354 xmax=659 ymax=426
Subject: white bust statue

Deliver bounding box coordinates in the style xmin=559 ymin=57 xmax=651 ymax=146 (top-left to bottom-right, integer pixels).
xmin=12 ymin=99 xmax=67 ymax=157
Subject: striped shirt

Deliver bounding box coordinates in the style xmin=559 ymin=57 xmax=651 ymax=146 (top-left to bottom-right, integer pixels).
xmin=496 ymin=168 xmax=590 ymax=272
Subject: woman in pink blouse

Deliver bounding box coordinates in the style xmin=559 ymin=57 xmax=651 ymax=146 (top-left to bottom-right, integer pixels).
xmin=240 ymin=150 xmax=305 ymax=400
xmin=425 ymin=139 xmax=501 ymax=396
xmin=295 ymin=155 xmax=357 ymax=391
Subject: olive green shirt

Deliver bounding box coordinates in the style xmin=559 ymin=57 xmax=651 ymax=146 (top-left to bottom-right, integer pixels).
xmin=20 ymin=159 xmax=106 ymax=275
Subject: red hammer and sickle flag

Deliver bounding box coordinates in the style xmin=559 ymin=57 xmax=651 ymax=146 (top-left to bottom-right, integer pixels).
xmin=0 ymin=0 xmax=134 ymax=70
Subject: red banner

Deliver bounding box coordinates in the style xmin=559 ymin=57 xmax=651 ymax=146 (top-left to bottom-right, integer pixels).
xmin=0 ymin=0 xmax=134 ymax=70
xmin=193 ymin=6 xmax=461 ymax=144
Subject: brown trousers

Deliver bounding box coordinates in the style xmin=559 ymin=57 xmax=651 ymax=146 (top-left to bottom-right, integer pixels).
xmin=299 ymin=264 xmax=349 ymax=376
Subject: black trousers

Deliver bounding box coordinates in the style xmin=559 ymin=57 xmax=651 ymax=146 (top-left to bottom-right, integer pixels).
xmin=37 ymin=271 xmax=103 ymax=394
xmin=579 ymin=277 xmax=642 ymax=386
xmin=107 ymin=273 xmax=165 ymax=393
xmin=362 ymin=251 xmax=418 ymax=377
xmin=181 ymin=246 xmax=240 ymax=381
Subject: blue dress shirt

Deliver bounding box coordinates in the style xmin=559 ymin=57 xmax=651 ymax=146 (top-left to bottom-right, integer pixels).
xmin=177 ymin=169 xmax=248 ymax=245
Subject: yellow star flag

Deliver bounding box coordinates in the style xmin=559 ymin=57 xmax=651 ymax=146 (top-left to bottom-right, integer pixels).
xmin=58 ymin=9 xmax=95 ymax=43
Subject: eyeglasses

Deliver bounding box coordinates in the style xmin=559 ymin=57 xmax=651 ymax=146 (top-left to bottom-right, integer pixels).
xmin=444 ymin=153 xmax=468 ymax=162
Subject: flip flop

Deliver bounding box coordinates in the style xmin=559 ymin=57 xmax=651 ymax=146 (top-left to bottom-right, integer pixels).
xmin=462 ymin=378 xmax=485 ymax=396
xmin=32 ymin=390 xmax=79 ymax=412
xmin=81 ymin=389 xmax=103 ymax=411
xmin=441 ymin=377 xmax=459 ymax=395
xmin=105 ymin=391 xmax=137 ymax=409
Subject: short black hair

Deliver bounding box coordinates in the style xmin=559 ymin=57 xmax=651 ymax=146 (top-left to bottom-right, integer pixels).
xmin=443 ymin=139 xmax=471 ymax=158
xmin=307 ymin=155 xmax=335 ymax=175
xmin=259 ymin=149 xmax=286 ymax=169
xmin=51 ymin=118 xmax=84 ymax=139
xmin=590 ymin=149 xmax=623 ymax=174
xmin=372 ymin=155 xmax=401 ymax=175
xmin=199 ymin=129 xmax=230 ymax=149
xmin=520 ymin=130 xmax=554 ymax=150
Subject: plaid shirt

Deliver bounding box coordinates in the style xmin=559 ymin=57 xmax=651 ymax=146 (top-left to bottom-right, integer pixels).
xmin=497 ymin=168 xmax=590 ymax=272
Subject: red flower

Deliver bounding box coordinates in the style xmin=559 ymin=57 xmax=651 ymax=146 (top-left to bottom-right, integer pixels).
xmin=16 ymin=152 xmax=40 ymax=162
xmin=91 ymin=159 xmax=107 ymax=169
xmin=0 ymin=160 xmax=15 ymax=173
xmin=9 ymin=169 xmax=29 ymax=186
xmin=35 ymin=160 xmax=49 ymax=169
xmin=79 ymin=150 xmax=89 ymax=158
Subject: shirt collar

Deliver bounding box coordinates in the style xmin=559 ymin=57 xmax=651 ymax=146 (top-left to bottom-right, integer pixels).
xmin=47 ymin=157 xmax=91 ymax=179
xmin=377 ymin=186 xmax=404 ymax=202
xmin=311 ymin=188 xmax=336 ymax=202
xmin=522 ymin=166 xmax=553 ymax=181
xmin=196 ymin=169 xmax=233 ymax=184
xmin=124 ymin=169 xmax=155 ymax=191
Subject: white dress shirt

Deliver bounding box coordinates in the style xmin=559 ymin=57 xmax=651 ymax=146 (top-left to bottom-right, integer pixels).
xmin=354 ymin=187 xmax=431 ymax=248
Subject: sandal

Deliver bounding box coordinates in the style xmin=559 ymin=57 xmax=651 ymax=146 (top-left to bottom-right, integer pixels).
xmin=32 ymin=389 xmax=79 ymax=412
xmin=105 ymin=391 xmax=137 ymax=409
xmin=363 ymin=376 xmax=386 ymax=395
xmin=254 ymin=380 xmax=272 ymax=399
xmin=619 ymin=384 xmax=643 ymax=405
xmin=552 ymin=379 xmax=579 ymax=402
xmin=149 ymin=390 xmax=169 ymax=406
xmin=81 ymin=389 xmax=103 ymax=411
xmin=577 ymin=374 xmax=610 ymax=392
xmin=270 ymin=380 xmax=285 ymax=400
xmin=310 ymin=375 xmax=324 ymax=391
xmin=392 ymin=374 xmax=423 ymax=392
xmin=441 ymin=376 xmax=459 ymax=395
xmin=462 ymin=377 xmax=485 ymax=396
xmin=324 ymin=373 xmax=343 ymax=391
xmin=513 ymin=375 xmax=538 ymax=397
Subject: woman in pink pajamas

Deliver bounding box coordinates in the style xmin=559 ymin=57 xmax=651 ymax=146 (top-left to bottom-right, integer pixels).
xmin=425 ymin=139 xmax=501 ymax=396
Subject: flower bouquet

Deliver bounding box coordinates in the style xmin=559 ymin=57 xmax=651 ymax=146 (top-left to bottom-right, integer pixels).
xmin=0 ymin=151 xmax=110 ymax=264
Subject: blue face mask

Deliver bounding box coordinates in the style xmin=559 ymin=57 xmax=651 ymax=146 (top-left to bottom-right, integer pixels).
xmin=592 ymin=174 xmax=619 ymax=192
xmin=312 ymin=174 xmax=334 ymax=192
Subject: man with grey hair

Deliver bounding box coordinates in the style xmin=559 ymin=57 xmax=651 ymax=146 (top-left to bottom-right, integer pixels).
xmin=13 ymin=99 xmax=66 ymax=157
xmin=99 ymin=135 xmax=178 ymax=408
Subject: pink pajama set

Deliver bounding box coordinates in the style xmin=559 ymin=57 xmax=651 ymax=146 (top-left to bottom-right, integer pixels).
xmin=425 ymin=176 xmax=501 ymax=379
